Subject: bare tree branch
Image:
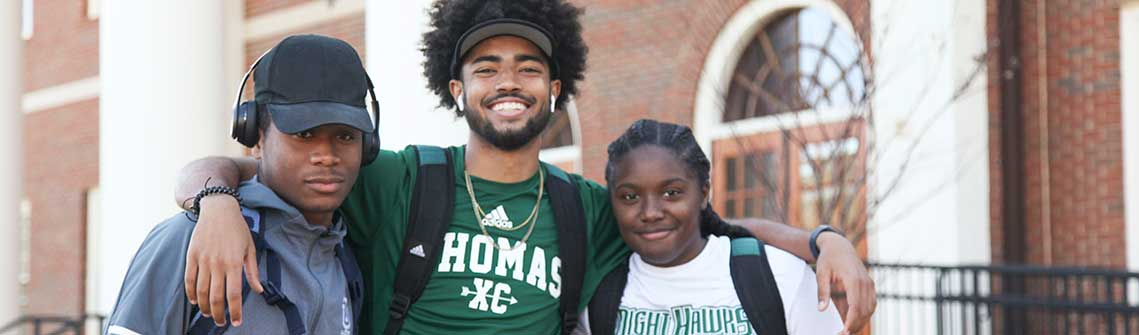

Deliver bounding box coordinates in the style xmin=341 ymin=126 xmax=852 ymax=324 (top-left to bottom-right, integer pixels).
xmin=705 ymin=9 xmax=994 ymax=248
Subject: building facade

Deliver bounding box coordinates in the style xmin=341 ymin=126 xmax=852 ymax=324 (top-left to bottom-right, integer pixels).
xmin=5 ymin=0 xmax=1139 ymax=333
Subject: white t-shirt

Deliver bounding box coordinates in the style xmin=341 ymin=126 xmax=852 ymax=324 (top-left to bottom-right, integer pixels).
xmin=576 ymin=235 xmax=843 ymax=334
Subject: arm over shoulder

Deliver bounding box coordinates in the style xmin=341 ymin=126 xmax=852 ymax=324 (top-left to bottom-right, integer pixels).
xmin=341 ymin=148 xmax=417 ymax=245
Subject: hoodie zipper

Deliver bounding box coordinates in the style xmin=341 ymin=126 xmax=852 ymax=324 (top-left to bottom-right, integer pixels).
xmin=305 ymin=231 xmax=331 ymax=332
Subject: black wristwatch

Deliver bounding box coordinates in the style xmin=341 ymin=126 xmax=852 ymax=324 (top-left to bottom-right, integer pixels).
xmin=808 ymin=225 xmax=843 ymax=259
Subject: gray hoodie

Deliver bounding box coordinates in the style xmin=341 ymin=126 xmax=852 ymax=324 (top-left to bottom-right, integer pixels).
xmin=106 ymin=177 xmax=357 ymax=335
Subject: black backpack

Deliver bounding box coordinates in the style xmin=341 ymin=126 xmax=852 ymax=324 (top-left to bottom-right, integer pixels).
xmin=587 ymin=237 xmax=788 ymax=335
xmin=384 ymin=145 xmax=587 ymax=335
xmin=187 ymin=208 xmax=365 ymax=335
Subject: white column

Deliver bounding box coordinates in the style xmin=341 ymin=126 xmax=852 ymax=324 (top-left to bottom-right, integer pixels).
xmin=868 ymin=0 xmax=990 ymax=265
xmin=869 ymin=0 xmax=990 ymax=333
xmin=98 ymin=0 xmax=229 ymax=314
xmin=1122 ymin=3 xmax=1139 ymax=272
xmin=0 ymin=0 xmax=24 ymax=323
xmin=366 ymin=0 xmax=468 ymax=149
xmin=948 ymin=0 xmax=992 ymax=265
xmin=221 ymin=0 xmax=246 ymax=157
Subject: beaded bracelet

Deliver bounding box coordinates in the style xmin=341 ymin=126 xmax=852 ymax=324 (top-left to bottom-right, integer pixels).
xmin=190 ymin=186 xmax=242 ymax=215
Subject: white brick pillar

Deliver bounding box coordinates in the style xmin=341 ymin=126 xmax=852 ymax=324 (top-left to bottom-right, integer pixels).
xmin=97 ymin=0 xmax=231 ymax=315
xmin=366 ymin=0 xmax=469 ymax=149
xmin=0 ymin=0 xmax=24 ymax=325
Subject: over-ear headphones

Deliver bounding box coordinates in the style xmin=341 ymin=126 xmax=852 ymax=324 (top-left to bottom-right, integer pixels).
xmin=231 ymin=51 xmax=382 ymax=166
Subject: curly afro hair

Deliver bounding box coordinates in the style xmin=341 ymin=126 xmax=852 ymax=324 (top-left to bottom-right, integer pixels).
xmin=422 ymin=0 xmax=587 ymax=115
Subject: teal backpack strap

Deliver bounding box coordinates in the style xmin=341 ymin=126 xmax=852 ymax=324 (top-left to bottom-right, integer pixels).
xmin=386 ymin=145 xmax=454 ymax=335
xmin=730 ymin=237 xmax=788 ymax=335
xmin=541 ymin=163 xmax=587 ymax=334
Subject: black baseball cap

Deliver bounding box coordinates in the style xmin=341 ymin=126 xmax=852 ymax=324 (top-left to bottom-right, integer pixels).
xmin=254 ymin=34 xmax=374 ymax=134
xmin=450 ymin=18 xmax=559 ymax=80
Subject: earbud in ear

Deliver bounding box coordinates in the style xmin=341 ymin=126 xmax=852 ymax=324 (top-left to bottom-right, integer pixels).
xmin=550 ymin=95 xmax=557 ymax=113
xmin=456 ymin=96 xmax=465 ymax=113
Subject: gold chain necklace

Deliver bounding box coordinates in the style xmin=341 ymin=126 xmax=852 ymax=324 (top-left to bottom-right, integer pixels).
xmin=466 ymin=169 xmax=543 ymax=232
xmin=464 ymin=166 xmax=544 ymax=251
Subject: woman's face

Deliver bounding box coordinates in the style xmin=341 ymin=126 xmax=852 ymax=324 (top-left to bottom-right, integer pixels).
xmin=610 ymin=145 xmax=709 ymax=267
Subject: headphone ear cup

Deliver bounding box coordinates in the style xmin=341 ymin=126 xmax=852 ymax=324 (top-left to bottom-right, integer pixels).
xmin=232 ymin=101 xmax=260 ymax=148
xmin=361 ymin=131 xmax=380 ymax=166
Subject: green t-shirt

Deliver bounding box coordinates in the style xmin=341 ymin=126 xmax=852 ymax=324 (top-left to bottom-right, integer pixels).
xmin=341 ymin=146 xmax=630 ymax=334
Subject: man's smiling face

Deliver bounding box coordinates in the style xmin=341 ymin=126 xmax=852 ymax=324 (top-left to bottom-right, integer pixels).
xmin=450 ymin=35 xmax=561 ymax=151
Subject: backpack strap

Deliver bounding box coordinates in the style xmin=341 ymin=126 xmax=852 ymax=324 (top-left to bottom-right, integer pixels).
xmin=730 ymin=237 xmax=788 ymax=335
xmin=385 ymin=145 xmax=455 ymax=335
xmin=187 ymin=308 xmax=228 ymax=335
xmin=336 ymin=241 xmax=364 ymax=333
xmin=260 ymin=242 xmax=306 ymax=334
xmin=188 ymin=211 xmax=263 ymax=334
xmin=187 ymin=209 xmax=304 ymax=334
xmin=587 ymin=259 xmax=630 ymax=335
xmin=542 ymin=163 xmax=587 ymax=335
xmin=190 ymin=210 xmax=360 ymax=335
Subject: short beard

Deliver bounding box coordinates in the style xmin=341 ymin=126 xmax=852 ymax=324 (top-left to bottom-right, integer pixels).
xmin=462 ymin=95 xmax=552 ymax=151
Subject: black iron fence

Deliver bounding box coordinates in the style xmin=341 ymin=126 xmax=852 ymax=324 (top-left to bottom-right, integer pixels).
xmin=870 ymin=263 xmax=1139 ymax=335
xmin=5 ymin=263 xmax=1139 ymax=335
xmin=0 ymin=314 xmax=104 ymax=335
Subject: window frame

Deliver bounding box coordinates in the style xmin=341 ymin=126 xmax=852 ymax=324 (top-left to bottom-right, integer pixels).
xmin=696 ymin=1 xmax=871 ymax=230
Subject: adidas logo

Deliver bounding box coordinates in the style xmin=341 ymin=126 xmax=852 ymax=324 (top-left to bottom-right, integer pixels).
xmin=409 ymin=244 xmax=426 ymax=258
xmin=480 ymin=205 xmax=514 ymax=229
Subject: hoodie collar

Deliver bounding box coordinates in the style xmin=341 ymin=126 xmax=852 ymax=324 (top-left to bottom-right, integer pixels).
xmin=238 ymin=176 xmax=348 ymax=243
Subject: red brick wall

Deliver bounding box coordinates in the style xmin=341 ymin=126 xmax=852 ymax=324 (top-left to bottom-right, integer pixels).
xmin=987 ymin=0 xmax=1125 ymax=267
xmin=246 ymin=0 xmax=319 ymax=18
xmin=17 ymin=0 xmax=369 ymax=319
xmin=22 ymin=99 xmax=100 ymax=316
xmin=20 ymin=0 xmax=101 ymax=317
xmin=572 ymin=0 xmax=871 ymax=183
xmin=23 ymin=0 xmax=99 ymax=91
xmin=243 ymin=13 xmax=367 ymax=80
xmin=986 ymin=0 xmax=1006 ymax=265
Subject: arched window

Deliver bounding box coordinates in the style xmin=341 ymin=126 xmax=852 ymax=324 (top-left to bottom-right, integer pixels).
xmin=724 ymin=7 xmax=866 ymax=120
xmin=708 ymin=6 xmax=869 ymax=232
